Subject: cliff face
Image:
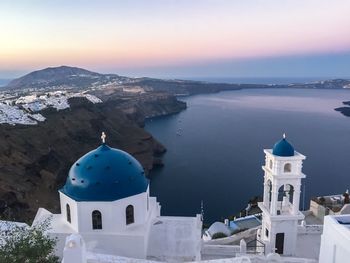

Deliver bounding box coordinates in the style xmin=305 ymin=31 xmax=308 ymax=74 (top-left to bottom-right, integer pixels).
xmin=117 ymin=93 xmax=187 ymax=126
xmin=0 ymin=95 xmax=184 ymax=222
xmin=127 ymin=78 xmax=243 ymax=95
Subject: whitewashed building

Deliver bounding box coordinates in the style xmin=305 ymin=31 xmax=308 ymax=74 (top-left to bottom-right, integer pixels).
xmin=258 ymin=134 xmax=306 ymax=256
xmin=254 ymin=134 xmax=332 ymax=262
xmin=33 ymin=133 xmax=202 ymax=262
xmin=319 ymin=214 xmax=350 ymax=263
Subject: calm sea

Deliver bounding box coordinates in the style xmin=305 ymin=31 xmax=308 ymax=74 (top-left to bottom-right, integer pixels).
xmin=186 ymin=77 xmax=332 ymax=85
xmin=0 ymin=79 xmax=11 ymax=87
xmin=145 ymin=88 xmax=350 ymax=224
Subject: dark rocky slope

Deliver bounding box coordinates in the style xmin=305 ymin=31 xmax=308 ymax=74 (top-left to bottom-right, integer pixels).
xmin=0 ymin=96 xmax=184 ymax=223
xmin=335 ymin=101 xmax=350 ymax=116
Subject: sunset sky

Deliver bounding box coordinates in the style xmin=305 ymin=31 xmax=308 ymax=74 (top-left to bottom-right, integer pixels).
xmin=1 ymin=0 xmax=350 ymax=79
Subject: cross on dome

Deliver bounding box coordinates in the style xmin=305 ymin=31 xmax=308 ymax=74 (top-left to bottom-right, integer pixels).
xmin=101 ymin=132 xmax=106 ymax=144
xmin=283 ymin=133 xmax=286 ymax=139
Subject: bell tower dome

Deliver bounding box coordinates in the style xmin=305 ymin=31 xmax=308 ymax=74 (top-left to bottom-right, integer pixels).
xmin=258 ymin=134 xmax=306 ymax=256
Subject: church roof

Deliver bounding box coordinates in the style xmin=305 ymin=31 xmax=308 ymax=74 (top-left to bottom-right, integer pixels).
xmin=60 ymin=143 xmax=148 ymax=201
xmin=207 ymin=221 xmax=232 ymax=237
xmin=272 ymin=134 xmax=295 ymax=157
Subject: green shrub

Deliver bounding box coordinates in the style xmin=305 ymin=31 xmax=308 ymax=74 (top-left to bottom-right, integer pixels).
xmin=0 ymin=218 xmax=59 ymax=263
xmin=211 ymin=232 xmax=228 ymax=239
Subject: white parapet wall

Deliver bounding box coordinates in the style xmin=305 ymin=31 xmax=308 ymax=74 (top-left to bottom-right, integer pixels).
xmin=147 ymin=215 xmax=202 ymax=262
xmin=295 ymin=224 xmax=323 ymax=260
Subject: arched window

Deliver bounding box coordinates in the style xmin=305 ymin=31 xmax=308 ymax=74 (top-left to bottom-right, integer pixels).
xmin=278 ymin=184 xmax=294 ymax=204
xmin=284 ymin=163 xmax=291 ymax=173
xmin=66 ymin=204 xmax=71 ymax=223
xmin=267 ymin=180 xmax=272 ymax=202
xmin=269 ymin=160 xmax=273 ymax=170
xmin=126 ymin=205 xmax=134 ymax=225
xmin=92 ymin=210 xmax=102 ymax=229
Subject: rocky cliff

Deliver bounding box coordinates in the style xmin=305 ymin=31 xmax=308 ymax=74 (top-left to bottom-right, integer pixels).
xmin=0 ymin=95 xmax=185 ymax=223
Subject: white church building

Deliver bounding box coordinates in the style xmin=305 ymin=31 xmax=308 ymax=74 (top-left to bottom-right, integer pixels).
xmin=32 ymin=133 xmax=202 ymax=262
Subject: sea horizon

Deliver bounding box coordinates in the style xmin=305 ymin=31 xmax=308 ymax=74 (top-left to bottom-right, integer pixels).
xmin=2 ymin=75 xmax=350 ymax=88
xmin=184 ymin=76 xmax=350 ymax=85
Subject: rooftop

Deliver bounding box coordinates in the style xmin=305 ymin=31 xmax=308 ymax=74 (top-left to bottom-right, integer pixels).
xmin=335 ymin=215 xmax=350 ymax=230
xmin=272 ymin=134 xmax=295 ymax=157
xmin=302 ymin=211 xmax=323 ymax=225
xmin=60 ymin=143 xmax=149 ymax=202
xmin=230 ymin=215 xmax=261 ymax=231
xmin=312 ymin=192 xmax=350 ymax=213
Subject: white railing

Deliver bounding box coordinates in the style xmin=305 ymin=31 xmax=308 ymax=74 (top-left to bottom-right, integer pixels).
xmin=201 ymin=244 xmax=241 ymax=257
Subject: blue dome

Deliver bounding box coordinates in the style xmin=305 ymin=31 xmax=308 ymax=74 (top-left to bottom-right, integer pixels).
xmin=272 ymin=137 xmax=295 ymax=157
xmin=60 ymin=144 xmax=148 ymax=201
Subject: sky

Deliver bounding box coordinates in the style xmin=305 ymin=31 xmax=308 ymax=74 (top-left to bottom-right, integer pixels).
xmin=0 ymin=0 xmax=350 ymax=79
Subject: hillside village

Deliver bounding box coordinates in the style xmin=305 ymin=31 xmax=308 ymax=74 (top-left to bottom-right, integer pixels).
xmin=0 ymin=91 xmax=102 ymax=125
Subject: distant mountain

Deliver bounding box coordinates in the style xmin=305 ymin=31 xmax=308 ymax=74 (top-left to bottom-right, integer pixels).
xmin=3 ymin=65 xmax=246 ymax=94
xmin=5 ymin=66 xmax=129 ymax=90
xmin=5 ymin=65 xmax=350 ymax=93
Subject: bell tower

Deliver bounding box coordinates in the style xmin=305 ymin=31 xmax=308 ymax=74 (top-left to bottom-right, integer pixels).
xmin=258 ymin=134 xmax=306 ymax=256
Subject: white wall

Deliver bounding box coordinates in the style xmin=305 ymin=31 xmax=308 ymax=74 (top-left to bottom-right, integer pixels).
xmin=81 ymin=232 xmax=147 ymax=259
xmin=53 ymin=187 xmax=162 ymax=260
xmin=319 ymin=215 xmax=350 ymax=263
xmin=147 ymin=215 xmax=202 ymax=262
xmin=59 ymin=188 xmax=152 ymax=233
xmin=60 ymin=192 xmax=79 ymax=232
xmin=264 ymin=150 xmax=305 ymax=176
xmin=201 ymin=244 xmax=241 ymax=260
xmin=261 ymin=218 xmax=299 ymax=256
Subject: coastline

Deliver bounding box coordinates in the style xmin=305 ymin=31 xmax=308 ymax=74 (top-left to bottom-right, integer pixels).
xmin=335 ymin=101 xmax=350 ymax=117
